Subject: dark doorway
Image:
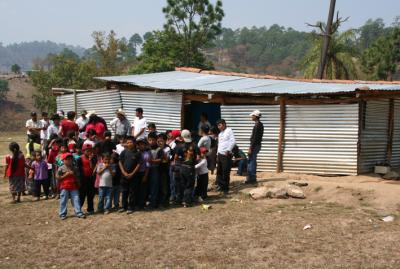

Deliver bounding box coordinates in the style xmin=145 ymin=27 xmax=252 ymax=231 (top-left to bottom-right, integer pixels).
xmin=183 ymin=101 xmax=221 ymax=132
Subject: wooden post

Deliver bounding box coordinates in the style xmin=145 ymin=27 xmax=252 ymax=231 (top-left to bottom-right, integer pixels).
xmin=357 ymin=100 xmax=365 ymax=175
xmin=276 ymin=97 xmax=286 ymax=173
xmin=73 ymin=89 xmax=77 ymax=115
xmin=387 ymin=99 xmax=395 ymax=165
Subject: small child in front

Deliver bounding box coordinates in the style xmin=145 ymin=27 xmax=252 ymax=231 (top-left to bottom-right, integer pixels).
xmin=195 ymin=147 xmax=209 ymax=201
xmin=96 ymin=153 xmax=115 ymax=214
xmin=31 ymin=151 xmax=50 ymax=201
xmin=56 ymin=153 xmax=85 ymax=220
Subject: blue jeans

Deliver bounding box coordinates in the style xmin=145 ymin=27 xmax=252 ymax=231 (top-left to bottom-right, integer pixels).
xmin=111 ymin=185 xmax=120 ymax=208
xmin=247 ymin=144 xmax=261 ymax=182
xmin=59 ymin=189 xmax=84 ymax=217
xmin=236 ymin=160 xmax=247 ymax=176
xmin=149 ymin=167 xmax=160 ymax=208
xmin=98 ymin=187 xmax=112 ymax=211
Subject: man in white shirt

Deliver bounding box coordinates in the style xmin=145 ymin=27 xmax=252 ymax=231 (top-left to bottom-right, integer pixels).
xmin=75 ymin=110 xmax=89 ymax=140
xmin=216 ymin=119 xmax=236 ymax=194
xmin=132 ymin=107 xmax=147 ymax=140
xmin=26 ymin=112 xmax=44 ymax=141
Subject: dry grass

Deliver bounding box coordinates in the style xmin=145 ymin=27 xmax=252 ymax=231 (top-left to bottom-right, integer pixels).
xmin=1 ymin=176 xmax=400 ymax=269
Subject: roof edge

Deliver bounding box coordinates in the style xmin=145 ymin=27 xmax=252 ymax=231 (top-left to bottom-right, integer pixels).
xmin=175 ymin=67 xmax=400 ymax=85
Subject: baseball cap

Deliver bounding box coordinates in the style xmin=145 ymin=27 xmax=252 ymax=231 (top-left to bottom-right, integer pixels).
xmin=181 ymin=129 xmax=192 ymax=143
xmin=250 ymin=110 xmax=261 ymax=117
xmin=170 ymin=130 xmax=181 ymax=138
xmin=82 ymin=143 xmax=93 ymax=151
xmin=61 ymin=153 xmax=73 ymax=160
xmin=200 ymin=147 xmax=208 ymax=155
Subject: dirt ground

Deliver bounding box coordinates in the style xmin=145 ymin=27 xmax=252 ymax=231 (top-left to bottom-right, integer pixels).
xmin=1 ymin=169 xmax=400 ymax=269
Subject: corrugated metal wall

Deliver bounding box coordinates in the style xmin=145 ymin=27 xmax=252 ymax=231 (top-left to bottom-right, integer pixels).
xmin=56 ymin=90 xmax=122 ymax=129
xmin=221 ymin=105 xmax=280 ymax=172
xmin=359 ymin=100 xmax=390 ymax=173
xmin=120 ymin=91 xmax=182 ymax=132
xmin=391 ymin=99 xmax=400 ymax=168
xmin=283 ymin=104 xmax=359 ymax=175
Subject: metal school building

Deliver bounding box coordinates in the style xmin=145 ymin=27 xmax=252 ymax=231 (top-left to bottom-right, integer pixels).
xmin=55 ymin=68 xmax=400 ymax=176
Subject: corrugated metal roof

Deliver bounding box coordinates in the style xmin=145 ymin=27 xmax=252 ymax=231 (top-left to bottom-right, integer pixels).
xmin=96 ymin=71 xmax=400 ymax=95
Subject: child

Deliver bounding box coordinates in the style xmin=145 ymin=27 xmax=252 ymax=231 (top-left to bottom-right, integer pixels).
xmin=56 ymin=153 xmax=85 ymax=220
xmin=77 ymin=143 xmax=96 ymax=215
xmin=110 ymin=153 xmax=121 ymax=210
xmin=115 ymin=135 xmax=126 ymax=155
xmin=232 ymin=145 xmax=248 ymax=176
xmin=47 ymin=137 xmax=61 ymax=198
xmin=96 ymin=153 xmax=115 ymax=214
xmin=137 ymin=139 xmax=150 ymax=210
xmin=119 ymin=136 xmax=141 ymax=214
xmin=157 ymin=133 xmax=171 ymax=207
xmin=84 ymin=129 xmax=97 ymax=147
xmin=31 ymin=151 xmax=50 ymax=201
xmin=100 ymin=131 xmax=116 ymax=155
xmin=148 ymin=132 xmax=163 ymax=209
xmin=67 ymin=130 xmax=77 ymax=153
xmin=4 ymin=142 xmax=27 ymax=203
xmin=194 ymin=147 xmax=209 ymax=201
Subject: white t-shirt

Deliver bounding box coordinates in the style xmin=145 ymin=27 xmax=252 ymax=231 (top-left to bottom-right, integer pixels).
xmin=26 ymin=119 xmax=43 ymax=135
xmin=115 ymin=143 xmax=125 ymax=155
xmin=47 ymin=124 xmax=60 ymax=139
xmin=97 ymin=163 xmax=114 ymax=187
xmin=40 ymin=119 xmax=50 ymax=140
xmin=133 ymin=117 xmax=147 ymax=140
xmin=75 ymin=116 xmax=89 ymax=139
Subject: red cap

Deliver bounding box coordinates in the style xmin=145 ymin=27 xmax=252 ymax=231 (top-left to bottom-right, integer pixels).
xmin=82 ymin=143 xmax=93 ymax=151
xmin=200 ymin=147 xmax=208 ymax=155
xmin=61 ymin=153 xmax=73 ymax=160
xmin=171 ymin=130 xmax=181 ymax=138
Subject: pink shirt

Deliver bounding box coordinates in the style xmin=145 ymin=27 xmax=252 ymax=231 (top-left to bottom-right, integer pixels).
xmin=86 ymin=123 xmax=106 ymax=141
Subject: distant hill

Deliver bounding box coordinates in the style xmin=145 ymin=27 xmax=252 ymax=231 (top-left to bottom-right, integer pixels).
xmin=0 ymin=41 xmax=86 ymax=72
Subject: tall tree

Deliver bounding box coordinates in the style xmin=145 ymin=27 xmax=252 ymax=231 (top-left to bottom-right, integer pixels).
xmin=129 ymin=33 xmax=143 ymax=56
xmin=11 ymin=64 xmax=21 ymax=74
xmin=361 ymin=28 xmax=400 ymax=81
xmin=302 ymin=15 xmax=359 ymax=79
xmin=162 ymin=0 xmax=224 ymax=67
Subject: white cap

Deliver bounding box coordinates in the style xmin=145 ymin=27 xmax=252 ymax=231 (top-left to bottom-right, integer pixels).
xmin=181 ymin=129 xmax=192 ymax=143
xmin=250 ymin=110 xmax=261 ymax=117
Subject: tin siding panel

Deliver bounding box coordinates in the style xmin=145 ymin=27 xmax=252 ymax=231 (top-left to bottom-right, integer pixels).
xmin=360 ymin=100 xmax=390 ymax=173
xmin=283 ymin=104 xmax=359 ymax=175
xmin=221 ymin=105 xmax=280 ymax=172
xmin=120 ymin=91 xmax=182 ymax=132
xmin=391 ymin=99 xmax=400 ymax=168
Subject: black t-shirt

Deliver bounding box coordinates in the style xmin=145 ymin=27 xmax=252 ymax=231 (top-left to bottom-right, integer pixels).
xmin=119 ymin=149 xmax=141 ymax=173
xmin=101 ymin=140 xmax=116 ymax=155
xmin=176 ymin=142 xmax=199 ymax=166
xmin=112 ymin=163 xmax=121 ymax=186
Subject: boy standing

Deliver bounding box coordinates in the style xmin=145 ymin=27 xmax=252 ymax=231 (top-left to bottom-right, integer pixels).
xmin=77 ymin=144 xmax=96 ymax=215
xmin=119 ymin=136 xmax=141 ymax=214
xmin=157 ymin=133 xmax=171 ymax=207
xmin=148 ymin=132 xmax=163 ymax=209
xmin=97 ymin=153 xmax=115 ymax=214
xmin=57 ymin=153 xmax=85 ymax=220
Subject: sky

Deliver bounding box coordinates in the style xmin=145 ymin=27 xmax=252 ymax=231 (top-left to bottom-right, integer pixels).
xmin=0 ymin=0 xmax=399 ymax=48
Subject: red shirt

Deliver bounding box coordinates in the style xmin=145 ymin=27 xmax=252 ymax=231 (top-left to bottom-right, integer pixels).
xmin=58 ymin=165 xmax=79 ymax=190
xmin=80 ymin=155 xmax=93 ymax=177
xmin=85 ymin=122 xmax=106 ymax=140
xmin=60 ymin=119 xmax=79 ymax=138
xmin=5 ymin=154 xmax=26 ymax=177
xmin=47 ymin=145 xmax=59 ymax=164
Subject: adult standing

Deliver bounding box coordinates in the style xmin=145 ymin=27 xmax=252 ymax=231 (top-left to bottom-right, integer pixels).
xmin=197 ymin=113 xmax=211 ymax=135
xmin=216 ymin=119 xmax=236 ymax=194
xmin=85 ymin=113 xmax=107 ymax=141
xmin=132 ymin=107 xmax=147 ymax=140
xmin=26 ymin=112 xmax=43 ymax=142
xmin=47 ymin=114 xmax=61 ymax=139
xmin=110 ymin=109 xmax=131 ymax=137
xmin=246 ymin=110 xmax=264 ymax=184
xmin=60 ymin=111 xmax=79 ymax=139
xmin=75 ymin=110 xmax=89 ymax=140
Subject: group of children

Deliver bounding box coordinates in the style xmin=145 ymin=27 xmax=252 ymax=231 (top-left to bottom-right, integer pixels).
xmin=4 ymin=126 xmax=214 ymax=220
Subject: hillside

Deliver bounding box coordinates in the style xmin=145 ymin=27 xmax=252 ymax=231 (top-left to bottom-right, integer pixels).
xmin=0 ymin=75 xmax=36 ymax=132
xmin=0 ymin=41 xmax=86 ymax=72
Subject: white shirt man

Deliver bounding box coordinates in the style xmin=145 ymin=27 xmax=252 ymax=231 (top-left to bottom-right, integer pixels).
xmin=217 ymin=126 xmax=236 ymax=155
xmin=132 ymin=108 xmax=147 ymax=140
xmin=26 ymin=112 xmax=43 ymax=136
xmin=75 ymin=111 xmax=89 ymax=140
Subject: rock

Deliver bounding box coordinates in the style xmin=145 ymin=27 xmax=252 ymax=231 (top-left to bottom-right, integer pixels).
xmin=382 ymin=171 xmax=400 ymax=180
xmin=381 ymin=216 xmax=395 ymax=222
xmin=249 ymin=187 xmax=269 ymax=200
xmin=286 ymin=184 xmax=306 ymax=199
xmin=266 ymin=187 xmax=288 ymax=199
xmin=289 ymin=181 xmax=309 ymax=187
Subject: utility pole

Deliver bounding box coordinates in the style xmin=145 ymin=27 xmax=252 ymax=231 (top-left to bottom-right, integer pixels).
xmin=317 ymin=0 xmax=336 ymax=79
